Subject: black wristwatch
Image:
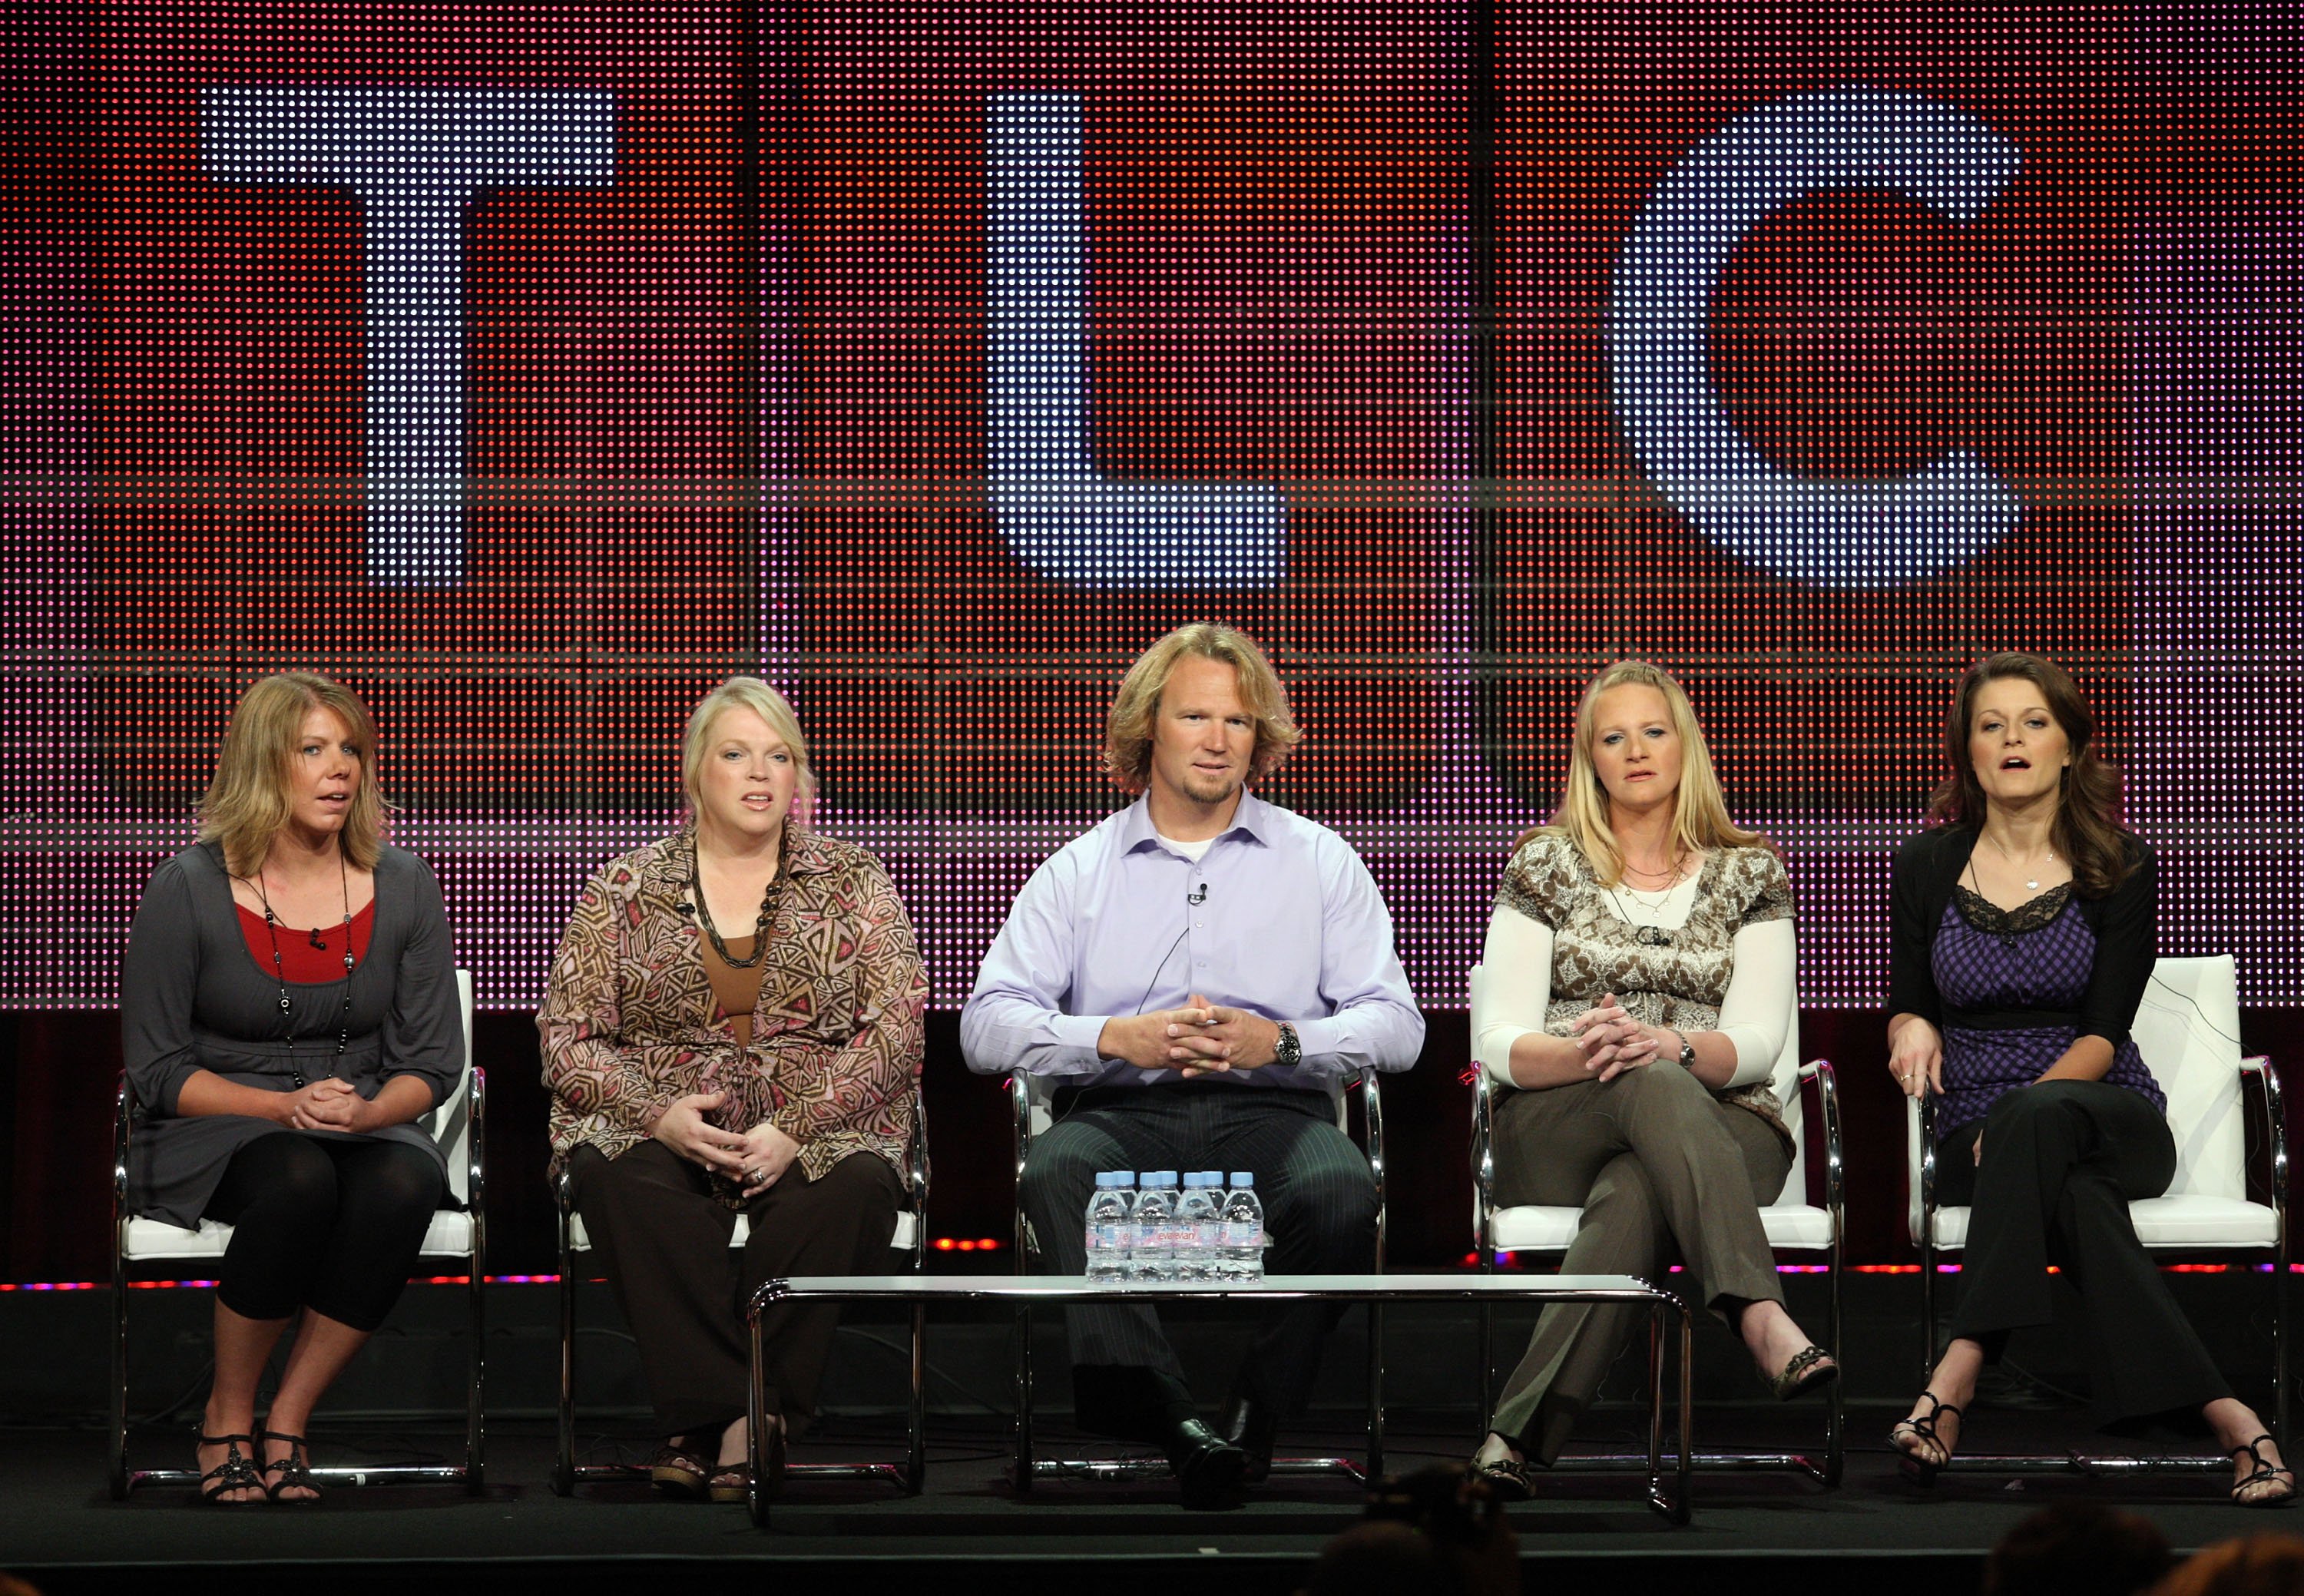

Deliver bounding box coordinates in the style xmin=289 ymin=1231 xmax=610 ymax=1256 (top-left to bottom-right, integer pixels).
xmin=1273 ymin=1021 xmax=1303 ymax=1070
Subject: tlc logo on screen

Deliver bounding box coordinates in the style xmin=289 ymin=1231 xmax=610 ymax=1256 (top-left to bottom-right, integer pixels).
xmin=198 ymin=82 xmax=2023 ymax=594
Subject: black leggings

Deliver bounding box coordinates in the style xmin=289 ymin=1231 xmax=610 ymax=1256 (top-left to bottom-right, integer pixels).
xmin=201 ymin=1133 xmax=445 ymax=1333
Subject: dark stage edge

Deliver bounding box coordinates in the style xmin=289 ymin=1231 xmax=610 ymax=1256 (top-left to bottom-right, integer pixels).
xmin=5 ymin=1409 xmax=2291 ymax=1596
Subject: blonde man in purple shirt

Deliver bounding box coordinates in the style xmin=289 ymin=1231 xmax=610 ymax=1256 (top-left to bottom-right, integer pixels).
xmin=962 ymin=623 xmax=1425 ymax=1507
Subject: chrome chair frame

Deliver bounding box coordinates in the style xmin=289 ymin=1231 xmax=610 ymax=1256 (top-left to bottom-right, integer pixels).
xmin=1911 ymin=987 xmax=2289 ymax=1476
xmin=1471 ymin=1058 xmax=1845 ymax=1484
xmin=550 ymin=1089 xmax=931 ymax=1495
xmin=109 ymin=971 xmax=486 ymax=1498
xmin=1006 ymin=1068 xmax=1389 ymax=1485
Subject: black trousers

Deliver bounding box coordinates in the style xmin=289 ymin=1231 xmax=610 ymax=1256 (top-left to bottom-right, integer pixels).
xmin=201 ymin=1131 xmax=445 ymax=1333
xmin=568 ymin=1139 xmax=902 ymax=1438
xmin=1939 ymin=1079 xmax=2230 ymax=1423
xmin=1017 ymin=1083 xmax=1377 ymax=1431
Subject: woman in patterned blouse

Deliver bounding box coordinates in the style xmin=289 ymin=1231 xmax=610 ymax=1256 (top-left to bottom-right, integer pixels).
xmin=1468 ymin=659 xmax=1834 ymax=1495
xmin=1886 ymin=654 xmax=2290 ymax=1506
xmin=540 ymin=677 xmax=928 ymax=1503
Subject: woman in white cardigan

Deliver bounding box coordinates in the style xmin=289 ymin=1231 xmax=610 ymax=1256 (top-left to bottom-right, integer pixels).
xmin=1469 ymin=661 xmax=1832 ymax=1495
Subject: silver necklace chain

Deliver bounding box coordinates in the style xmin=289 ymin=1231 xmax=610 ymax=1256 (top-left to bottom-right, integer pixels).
xmin=241 ymin=850 xmax=356 ymax=1088
xmin=1982 ymin=830 xmax=2059 ymax=892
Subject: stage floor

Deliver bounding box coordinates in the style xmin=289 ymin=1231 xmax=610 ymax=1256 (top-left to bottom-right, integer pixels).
xmin=4 ymin=1405 xmax=2286 ymax=1595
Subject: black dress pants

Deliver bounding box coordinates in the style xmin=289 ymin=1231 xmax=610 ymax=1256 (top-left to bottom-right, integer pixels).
xmin=1938 ymin=1079 xmax=2230 ymax=1423
xmin=1016 ymin=1082 xmax=1377 ymax=1434
xmin=202 ymin=1131 xmax=445 ymax=1333
xmin=568 ymin=1139 xmax=902 ymax=1438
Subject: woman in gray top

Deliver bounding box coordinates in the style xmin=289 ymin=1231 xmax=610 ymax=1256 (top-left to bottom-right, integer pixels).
xmin=120 ymin=674 xmax=462 ymax=1504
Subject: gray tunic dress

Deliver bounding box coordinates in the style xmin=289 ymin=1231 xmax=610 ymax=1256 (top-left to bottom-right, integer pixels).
xmin=120 ymin=842 xmax=465 ymax=1228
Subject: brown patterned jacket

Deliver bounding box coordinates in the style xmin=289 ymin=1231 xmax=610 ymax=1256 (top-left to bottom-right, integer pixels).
xmin=540 ymin=824 xmax=927 ymax=1204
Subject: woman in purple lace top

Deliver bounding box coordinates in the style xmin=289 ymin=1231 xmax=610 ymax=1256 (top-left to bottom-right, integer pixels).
xmin=1885 ymin=654 xmax=2291 ymax=1507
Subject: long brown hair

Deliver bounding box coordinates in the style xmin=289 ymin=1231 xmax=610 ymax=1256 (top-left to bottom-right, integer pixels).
xmin=1927 ymin=652 xmax=2135 ymax=898
xmin=1515 ymin=659 xmax=1767 ymax=884
xmin=197 ymin=673 xmax=389 ymax=875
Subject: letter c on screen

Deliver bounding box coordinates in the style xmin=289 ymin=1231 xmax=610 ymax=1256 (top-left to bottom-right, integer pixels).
xmin=1606 ymin=84 xmax=2024 ymax=588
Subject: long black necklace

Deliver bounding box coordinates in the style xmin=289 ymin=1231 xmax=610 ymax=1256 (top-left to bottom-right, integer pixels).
xmin=690 ymin=832 xmax=788 ymax=970
xmin=243 ymin=849 xmax=356 ymax=1089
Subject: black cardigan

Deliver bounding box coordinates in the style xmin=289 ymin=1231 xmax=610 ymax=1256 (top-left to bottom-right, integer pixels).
xmin=1887 ymin=825 xmax=2156 ymax=1049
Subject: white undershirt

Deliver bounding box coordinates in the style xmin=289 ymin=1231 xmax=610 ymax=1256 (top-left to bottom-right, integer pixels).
xmin=1473 ymin=863 xmax=1796 ymax=1091
xmin=1156 ymin=831 xmax=1217 ymax=865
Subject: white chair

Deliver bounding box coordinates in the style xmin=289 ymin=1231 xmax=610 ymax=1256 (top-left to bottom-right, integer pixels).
xmin=109 ymin=969 xmax=485 ymax=1498
xmin=1468 ymin=962 xmax=1846 ymax=1483
xmin=1908 ymin=953 xmax=2289 ymax=1466
xmin=551 ymin=1091 xmax=929 ymax=1495
xmin=1007 ymin=1068 xmax=1389 ymax=1483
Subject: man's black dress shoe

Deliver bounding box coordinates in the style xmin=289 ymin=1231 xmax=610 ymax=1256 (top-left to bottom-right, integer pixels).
xmin=1220 ymin=1393 xmax=1279 ymax=1485
xmin=1164 ymin=1416 xmax=1247 ymax=1508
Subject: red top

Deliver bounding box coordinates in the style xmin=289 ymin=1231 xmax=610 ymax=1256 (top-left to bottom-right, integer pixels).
xmin=237 ymin=900 xmax=376 ymax=982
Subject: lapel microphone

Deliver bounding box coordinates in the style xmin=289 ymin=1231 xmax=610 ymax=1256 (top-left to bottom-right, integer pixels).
xmin=1187 ymin=882 xmax=1209 ymax=905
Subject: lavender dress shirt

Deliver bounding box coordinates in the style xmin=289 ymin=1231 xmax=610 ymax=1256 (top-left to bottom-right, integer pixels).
xmin=960 ymin=791 xmax=1425 ymax=1088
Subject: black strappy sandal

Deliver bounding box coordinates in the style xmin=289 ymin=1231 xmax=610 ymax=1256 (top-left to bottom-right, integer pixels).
xmin=258 ymin=1429 xmax=322 ymax=1505
xmin=1889 ymin=1391 xmax=1961 ymax=1486
xmin=2230 ymin=1434 xmax=2297 ymax=1508
xmin=197 ymin=1430 xmax=263 ymax=1505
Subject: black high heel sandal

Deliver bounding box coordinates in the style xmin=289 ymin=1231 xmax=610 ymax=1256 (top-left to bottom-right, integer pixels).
xmin=2230 ymin=1434 xmax=2297 ymax=1508
xmin=258 ymin=1429 xmax=322 ymax=1504
xmin=1889 ymin=1391 xmax=1960 ymax=1487
xmin=197 ymin=1431 xmax=263 ymax=1505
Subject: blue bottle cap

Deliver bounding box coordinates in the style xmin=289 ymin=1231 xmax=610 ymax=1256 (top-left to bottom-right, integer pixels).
xmin=1230 ymin=1171 xmax=1253 ymax=1186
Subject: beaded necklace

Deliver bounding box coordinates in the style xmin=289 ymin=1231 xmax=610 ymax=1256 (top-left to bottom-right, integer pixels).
xmin=690 ymin=829 xmax=789 ymax=971
xmin=241 ymin=849 xmax=355 ymax=1090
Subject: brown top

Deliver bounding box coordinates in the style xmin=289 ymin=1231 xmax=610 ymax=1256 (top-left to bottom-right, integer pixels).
xmin=539 ymin=823 xmax=928 ymax=1205
xmin=700 ymin=932 xmax=767 ymax=1048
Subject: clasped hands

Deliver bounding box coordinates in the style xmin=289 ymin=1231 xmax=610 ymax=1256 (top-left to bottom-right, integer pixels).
xmin=1099 ymin=995 xmax=1281 ymax=1078
xmin=1568 ymin=993 xmax=1673 ymax=1082
xmin=278 ymin=1078 xmax=383 ymax=1134
xmin=652 ymin=1090 xmax=802 ymax=1191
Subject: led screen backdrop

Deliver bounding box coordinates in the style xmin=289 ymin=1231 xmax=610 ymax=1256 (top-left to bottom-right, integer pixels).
xmin=2 ymin=2 xmax=2296 ymax=1008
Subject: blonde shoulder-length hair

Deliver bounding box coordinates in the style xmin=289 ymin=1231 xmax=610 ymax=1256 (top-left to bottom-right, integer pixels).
xmin=1101 ymin=622 xmax=1303 ymax=794
xmin=197 ymin=673 xmax=391 ymax=876
xmin=1518 ymin=659 xmax=1767 ymax=885
xmin=680 ymin=677 xmax=818 ymax=826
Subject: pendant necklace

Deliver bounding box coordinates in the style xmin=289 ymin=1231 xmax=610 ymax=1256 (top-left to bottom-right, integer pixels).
xmin=1610 ymin=881 xmax=1680 ymax=948
xmin=243 ymin=849 xmax=356 ymax=1089
xmin=1985 ymin=832 xmax=2057 ymax=893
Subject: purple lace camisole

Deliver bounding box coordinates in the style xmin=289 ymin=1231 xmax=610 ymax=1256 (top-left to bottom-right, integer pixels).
xmin=1931 ymin=883 xmax=2165 ymax=1137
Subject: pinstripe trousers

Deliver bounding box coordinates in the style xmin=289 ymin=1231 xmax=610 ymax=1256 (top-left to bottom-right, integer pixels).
xmin=1018 ymin=1082 xmax=1378 ymax=1421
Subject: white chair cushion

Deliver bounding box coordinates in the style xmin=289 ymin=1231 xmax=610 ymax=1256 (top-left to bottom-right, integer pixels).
xmin=1759 ymin=1204 xmax=1837 ymax=1250
xmin=1490 ymin=1201 xmax=1833 ymax=1254
xmin=124 ymin=1209 xmax=475 ymax=1263
xmin=1923 ymin=1196 xmax=2276 ymax=1252
xmin=564 ymin=1209 xmax=919 ymax=1253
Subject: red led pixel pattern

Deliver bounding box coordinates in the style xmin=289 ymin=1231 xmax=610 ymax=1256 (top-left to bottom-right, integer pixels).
xmin=0 ymin=2 xmax=2294 ymax=1007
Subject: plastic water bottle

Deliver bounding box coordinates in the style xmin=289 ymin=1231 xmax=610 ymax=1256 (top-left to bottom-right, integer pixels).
xmin=1220 ymin=1171 xmax=1266 ymax=1282
xmin=1175 ymin=1172 xmax=1223 ymax=1281
xmin=1084 ymin=1172 xmax=1134 ymax=1283
xmin=1133 ymin=1171 xmax=1181 ymax=1282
